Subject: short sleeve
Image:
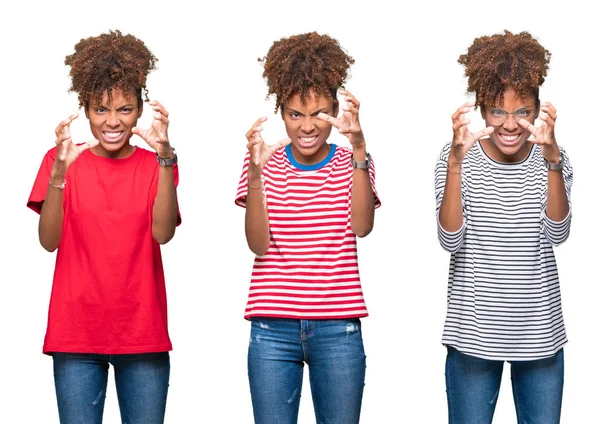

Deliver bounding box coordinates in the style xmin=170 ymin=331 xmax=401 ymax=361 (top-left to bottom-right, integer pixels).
xmin=173 ymin=163 xmax=182 ymax=226
xmin=27 ymin=148 xmax=58 ymax=214
xmin=234 ymin=152 xmax=251 ymax=208
xmin=368 ymin=155 xmax=382 ymax=209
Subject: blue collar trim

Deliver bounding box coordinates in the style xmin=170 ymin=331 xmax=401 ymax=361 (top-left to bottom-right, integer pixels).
xmin=285 ymin=144 xmax=337 ymax=170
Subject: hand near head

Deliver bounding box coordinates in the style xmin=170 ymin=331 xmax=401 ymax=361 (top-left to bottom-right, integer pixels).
xmin=318 ymin=90 xmax=365 ymax=148
xmin=245 ymin=116 xmax=291 ymax=178
xmin=132 ymin=100 xmax=173 ymax=158
xmin=52 ymin=113 xmax=99 ymax=177
xmin=518 ymin=102 xmax=560 ymax=163
xmin=450 ymin=102 xmax=494 ymax=164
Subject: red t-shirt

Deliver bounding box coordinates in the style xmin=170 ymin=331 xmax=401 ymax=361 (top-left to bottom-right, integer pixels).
xmin=28 ymin=146 xmax=181 ymax=354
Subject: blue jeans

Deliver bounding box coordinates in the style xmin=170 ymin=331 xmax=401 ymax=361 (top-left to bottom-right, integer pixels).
xmin=445 ymin=347 xmax=564 ymax=424
xmin=248 ymin=318 xmax=366 ymax=424
xmin=53 ymin=352 xmax=170 ymax=424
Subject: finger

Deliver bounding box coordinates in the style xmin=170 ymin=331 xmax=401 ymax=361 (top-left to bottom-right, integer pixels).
xmin=541 ymin=102 xmax=556 ymax=114
xmin=253 ymin=116 xmax=268 ymax=127
xmin=342 ymin=103 xmax=358 ymax=114
xmin=55 ymin=113 xmax=79 ymax=136
xmin=78 ymin=139 xmax=100 ymax=153
xmin=540 ymin=104 xmax=557 ymax=121
xmin=149 ymin=100 xmax=169 ymax=117
xmin=538 ymin=113 xmax=555 ymax=128
xmin=132 ymin=127 xmax=142 ymax=136
xmin=471 ymin=126 xmax=494 ymax=140
xmin=153 ymin=112 xmax=170 ymax=125
xmin=271 ymin=137 xmax=292 ymax=150
xmin=518 ymin=119 xmax=538 ymax=133
xmin=245 ymin=126 xmax=264 ymax=141
xmin=451 ymin=103 xmax=474 ymax=121
xmin=452 ymin=118 xmax=471 ymax=132
xmin=342 ymin=91 xmax=360 ymax=108
xmin=317 ymin=112 xmax=336 ymax=125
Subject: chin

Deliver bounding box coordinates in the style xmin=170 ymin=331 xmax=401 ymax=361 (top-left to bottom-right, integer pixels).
xmin=490 ymin=136 xmax=530 ymax=160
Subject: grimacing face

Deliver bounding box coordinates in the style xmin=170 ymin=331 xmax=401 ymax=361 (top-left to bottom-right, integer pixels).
xmin=85 ymin=88 xmax=143 ymax=159
xmin=282 ymin=90 xmax=338 ymax=166
xmin=481 ymin=86 xmax=539 ymax=163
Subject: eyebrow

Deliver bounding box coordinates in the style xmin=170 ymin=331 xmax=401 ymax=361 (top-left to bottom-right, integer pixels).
xmin=287 ymin=108 xmax=330 ymax=116
xmin=95 ymin=103 xmax=136 ymax=110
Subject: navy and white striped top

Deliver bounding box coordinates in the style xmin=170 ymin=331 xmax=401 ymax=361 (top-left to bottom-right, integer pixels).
xmin=435 ymin=140 xmax=573 ymax=361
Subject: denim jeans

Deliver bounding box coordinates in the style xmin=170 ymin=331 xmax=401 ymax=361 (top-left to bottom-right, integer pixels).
xmin=248 ymin=318 xmax=366 ymax=424
xmin=53 ymin=352 xmax=170 ymax=424
xmin=445 ymin=347 xmax=564 ymax=424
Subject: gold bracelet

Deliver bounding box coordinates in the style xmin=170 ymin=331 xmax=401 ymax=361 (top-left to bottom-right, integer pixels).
xmin=248 ymin=182 xmax=263 ymax=189
xmin=445 ymin=160 xmax=462 ymax=175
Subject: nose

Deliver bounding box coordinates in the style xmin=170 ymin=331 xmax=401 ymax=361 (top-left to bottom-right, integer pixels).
xmin=503 ymin=114 xmax=518 ymax=131
xmin=300 ymin=116 xmax=315 ymax=133
xmin=106 ymin=111 xmax=120 ymax=127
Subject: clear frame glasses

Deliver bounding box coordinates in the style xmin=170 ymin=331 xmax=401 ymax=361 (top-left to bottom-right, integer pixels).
xmin=487 ymin=107 xmax=534 ymax=126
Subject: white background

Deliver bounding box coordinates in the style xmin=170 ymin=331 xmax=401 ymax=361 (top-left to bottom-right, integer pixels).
xmin=1 ymin=0 xmax=598 ymax=422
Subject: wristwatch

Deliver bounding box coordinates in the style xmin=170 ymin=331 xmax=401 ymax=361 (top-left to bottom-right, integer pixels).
xmin=156 ymin=148 xmax=177 ymax=167
xmin=351 ymin=153 xmax=371 ymax=170
xmin=543 ymin=151 xmax=563 ymax=172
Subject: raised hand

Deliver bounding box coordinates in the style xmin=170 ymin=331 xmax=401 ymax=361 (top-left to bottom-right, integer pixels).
xmin=245 ymin=116 xmax=291 ymax=178
xmin=519 ymin=102 xmax=560 ymax=163
xmin=132 ymin=100 xmax=173 ymax=158
xmin=317 ymin=90 xmax=365 ymax=148
xmin=450 ymin=102 xmax=494 ymax=165
xmin=52 ymin=113 xmax=99 ymax=179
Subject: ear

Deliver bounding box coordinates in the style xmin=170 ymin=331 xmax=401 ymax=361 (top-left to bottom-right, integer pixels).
xmin=280 ymin=104 xmax=285 ymax=120
xmin=534 ymin=99 xmax=540 ymax=119
xmin=479 ymin=105 xmax=486 ymax=120
xmin=84 ymin=104 xmax=90 ymax=119
xmin=332 ymin=99 xmax=339 ymax=116
xmin=137 ymin=103 xmax=143 ymax=119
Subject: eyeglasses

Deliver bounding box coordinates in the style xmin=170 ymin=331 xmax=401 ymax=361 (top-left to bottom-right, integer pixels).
xmin=487 ymin=107 xmax=534 ymax=125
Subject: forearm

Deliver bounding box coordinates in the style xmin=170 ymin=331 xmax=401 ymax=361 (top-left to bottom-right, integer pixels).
xmin=350 ymin=146 xmax=374 ymax=238
xmin=545 ymin=169 xmax=569 ymax=222
xmin=152 ymin=166 xmax=178 ymax=244
xmin=38 ymin=172 xmax=66 ymax=252
xmin=438 ymin=158 xmax=464 ymax=232
xmin=245 ymin=175 xmax=270 ymax=256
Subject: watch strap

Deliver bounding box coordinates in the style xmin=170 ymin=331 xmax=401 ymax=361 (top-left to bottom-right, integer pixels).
xmin=157 ymin=148 xmax=178 ymax=167
xmin=351 ymin=152 xmax=371 ymax=170
xmin=544 ymin=151 xmax=563 ymax=171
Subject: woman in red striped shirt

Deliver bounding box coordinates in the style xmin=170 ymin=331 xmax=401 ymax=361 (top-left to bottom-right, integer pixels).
xmin=235 ymin=32 xmax=381 ymax=424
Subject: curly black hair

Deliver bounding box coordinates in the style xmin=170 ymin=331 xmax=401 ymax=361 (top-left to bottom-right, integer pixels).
xmin=65 ymin=30 xmax=158 ymax=107
xmin=259 ymin=32 xmax=354 ymax=112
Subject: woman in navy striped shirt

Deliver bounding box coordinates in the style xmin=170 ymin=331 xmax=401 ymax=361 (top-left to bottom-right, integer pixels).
xmin=435 ymin=30 xmax=572 ymax=424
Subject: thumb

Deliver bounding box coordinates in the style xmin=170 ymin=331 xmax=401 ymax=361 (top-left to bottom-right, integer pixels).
xmin=132 ymin=127 xmax=141 ymax=136
xmin=79 ymin=139 xmax=99 ymax=153
xmin=317 ymin=112 xmax=336 ymax=125
xmin=272 ymin=137 xmax=292 ymax=150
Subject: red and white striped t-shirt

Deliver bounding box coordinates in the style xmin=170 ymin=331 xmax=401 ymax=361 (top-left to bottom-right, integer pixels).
xmin=235 ymin=143 xmax=381 ymax=320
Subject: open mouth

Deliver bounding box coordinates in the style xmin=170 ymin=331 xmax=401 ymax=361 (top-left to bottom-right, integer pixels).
xmin=497 ymin=133 xmax=522 ymax=147
xmin=298 ymin=135 xmax=319 ymax=148
xmin=103 ymin=131 xmax=124 ymax=143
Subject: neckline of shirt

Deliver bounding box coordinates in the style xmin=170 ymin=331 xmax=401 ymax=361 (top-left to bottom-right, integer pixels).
xmin=85 ymin=145 xmax=142 ymax=164
xmin=475 ymin=140 xmax=536 ymax=169
xmin=285 ymin=143 xmax=337 ymax=171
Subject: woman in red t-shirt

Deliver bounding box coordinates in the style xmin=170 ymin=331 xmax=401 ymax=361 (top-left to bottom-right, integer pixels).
xmin=27 ymin=30 xmax=180 ymax=424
